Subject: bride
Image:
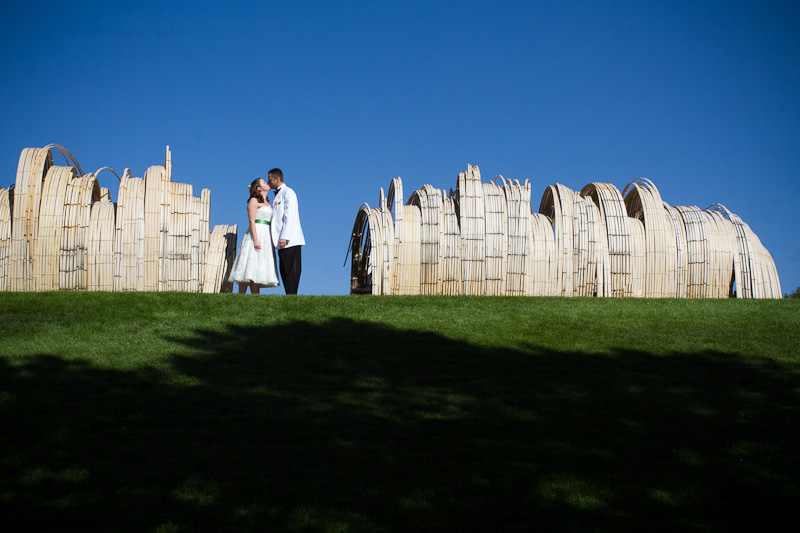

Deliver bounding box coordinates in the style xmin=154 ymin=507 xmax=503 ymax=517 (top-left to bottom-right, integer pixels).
xmin=227 ymin=178 xmax=280 ymax=293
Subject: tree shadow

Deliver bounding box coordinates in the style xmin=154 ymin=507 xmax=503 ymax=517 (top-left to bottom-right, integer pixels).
xmin=1 ymin=318 xmax=799 ymax=532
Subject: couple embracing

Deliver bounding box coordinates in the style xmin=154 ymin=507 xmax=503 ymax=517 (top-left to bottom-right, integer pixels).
xmin=228 ymin=168 xmax=305 ymax=294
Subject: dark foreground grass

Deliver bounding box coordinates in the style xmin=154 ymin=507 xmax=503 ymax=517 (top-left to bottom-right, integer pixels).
xmin=1 ymin=293 xmax=799 ymax=532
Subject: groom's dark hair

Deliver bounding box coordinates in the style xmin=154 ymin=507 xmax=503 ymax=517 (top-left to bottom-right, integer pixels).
xmin=268 ymin=168 xmax=284 ymax=182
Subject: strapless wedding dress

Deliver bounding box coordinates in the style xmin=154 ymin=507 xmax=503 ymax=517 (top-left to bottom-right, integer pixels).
xmin=227 ymin=205 xmax=279 ymax=287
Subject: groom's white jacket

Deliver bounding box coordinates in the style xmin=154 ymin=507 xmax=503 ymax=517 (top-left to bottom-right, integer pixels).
xmin=271 ymin=184 xmax=305 ymax=248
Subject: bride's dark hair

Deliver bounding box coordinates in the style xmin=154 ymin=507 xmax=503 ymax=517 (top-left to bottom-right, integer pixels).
xmin=248 ymin=178 xmax=266 ymax=202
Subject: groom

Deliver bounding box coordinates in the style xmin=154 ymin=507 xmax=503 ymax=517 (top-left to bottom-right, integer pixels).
xmin=267 ymin=168 xmax=305 ymax=294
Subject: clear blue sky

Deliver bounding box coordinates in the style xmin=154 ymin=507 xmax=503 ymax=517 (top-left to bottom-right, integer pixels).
xmin=2 ymin=0 xmax=798 ymax=295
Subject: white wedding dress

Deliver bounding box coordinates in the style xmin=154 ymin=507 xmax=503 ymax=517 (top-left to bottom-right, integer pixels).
xmin=228 ymin=205 xmax=280 ymax=287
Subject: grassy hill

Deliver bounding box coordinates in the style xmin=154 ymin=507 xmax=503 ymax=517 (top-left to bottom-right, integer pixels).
xmin=1 ymin=293 xmax=799 ymax=532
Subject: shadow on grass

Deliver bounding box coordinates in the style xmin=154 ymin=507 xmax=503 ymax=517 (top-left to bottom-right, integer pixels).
xmin=1 ymin=318 xmax=799 ymax=532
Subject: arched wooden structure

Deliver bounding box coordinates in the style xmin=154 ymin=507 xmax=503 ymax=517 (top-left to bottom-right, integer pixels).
xmin=0 ymin=144 xmax=236 ymax=292
xmin=349 ymin=166 xmax=781 ymax=298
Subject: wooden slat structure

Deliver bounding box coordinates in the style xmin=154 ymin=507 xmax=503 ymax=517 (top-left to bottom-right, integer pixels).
xmin=457 ymin=165 xmax=485 ymax=295
xmin=628 ymin=217 xmax=646 ymax=298
xmin=0 ymin=144 xmax=237 ymax=293
xmin=623 ymin=178 xmax=677 ymax=298
xmin=396 ymin=205 xmax=421 ymax=295
xmin=202 ymin=224 xmax=238 ymax=293
xmin=540 ymin=184 xmax=576 ymax=297
xmin=440 ymin=191 xmax=461 ymax=295
xmin=87 ymin=188 xmax=116 ymax=291
xmin=581 ymin=183 xmax=632 ymax=298
xmin=11 ymin=147 xmax=53 ymax=291
xmin=348 ymin=204 xmax=377 ymax=294
xmin=60 ymin=174 xmax=100 ymax=291
xmin=198 ymin=188 xmax=212 ymax=287
xmin=348 ymin=199 xmax=396 ymax=295
xmin=0 ymin=187 xmax=10 ymax=291
xmin=378 ymin=191 xmax=396 ymax=295
xmin=349 ymin=167 xmax=781 ymax=298
xmin=386 ymin=177 xmax=403 ymax=294
xmin=708 ymin=204 xmax=781 ymax=298
xmin=502 ymin=177 xmax=531 ymax=296
xmin=34 ymin=166 xmax=75 ymax=290
xmin=528 ymin=213 xmax=557 ymax=296
xmin=115 ymin=170 xmax=146 ymax=291
xmin=409 ymin=184 xmax=442 ymax=295
xmin=483 ymin=180 xmax=507 ymax=296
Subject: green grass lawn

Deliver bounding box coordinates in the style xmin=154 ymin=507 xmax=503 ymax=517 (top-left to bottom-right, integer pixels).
xmin=1 ymin=293 xmax=799 ymax=532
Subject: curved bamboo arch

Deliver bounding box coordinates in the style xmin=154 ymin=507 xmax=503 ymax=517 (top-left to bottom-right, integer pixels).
xmin=9 ymin=144 xmax=92 ymax=291
xmin=87 ymin=194 xmax=115 ymax=291
xmin=539 ymin=184 xmax=577 ymax=296
xmin=93 ymin=166 xmax=122 ymax=182
xmin=115 ymin=173 xmax=146 ymax=291
xmin=529 ymin=212 xmax=557 ymax=296
xmin=409 ymin=184 xmax=443 ymax=295
xmin=386 ymin=177 xmax=404 ymax=293
xmin=581 ymin=183 xmax=631 ymax=297
xmin=386 ymin=177 xmax=403 ymax=226
xmin=707 ymin=203 xmax=781 ymax=298
xmin=349 ymin=203 xmax=378 ymax=294
xmin=11 ymin=147 xmax=53 ymax=290
xmin=43 ymin=144 xmax=85 ymax=176
xmin=60 ymin=174 xmax=101 ymax=290
xmin=623 ymin=178 xmax=678 ymax=297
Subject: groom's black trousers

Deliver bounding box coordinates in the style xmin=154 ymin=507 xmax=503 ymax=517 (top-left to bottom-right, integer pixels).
xmin=278 ymin=245 xmax=302 ymax=295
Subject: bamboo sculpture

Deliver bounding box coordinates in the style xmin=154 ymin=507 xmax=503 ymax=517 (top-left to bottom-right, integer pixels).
xmin=350 ymin=166 xmax=781 ymax=298
xmin=0 ymin=144 xmax=236 ymax=293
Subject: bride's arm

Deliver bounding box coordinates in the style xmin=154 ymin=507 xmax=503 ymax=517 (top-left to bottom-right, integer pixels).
xmin=247 ymin=198 xmax=261 ymax=249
